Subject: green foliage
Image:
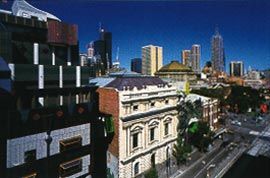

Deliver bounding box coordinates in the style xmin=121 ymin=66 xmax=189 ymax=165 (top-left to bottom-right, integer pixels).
xmin=192 ymin=87 xmax=226 ymax=104
xmin=177 ymin=99 xmax=203 ymax=136
xmin=172 ymin=134 xmax=192 ymax=165
xmin=174 ymin=95 xmax=205 ymax=165
xmin=188 ymin=122 xmax=214 ymax=152
xmin=192 ymin=86 xmax=264 ymax=114
xmin=107 ymin=168 xmax=115 ymax=178
xmin=226 ymin=86 xmax=264 ymax=113
xmin=188 ymin=122 xmax=199 ymax=133
xmin=145 ymin=167 xmax=158 ymax=178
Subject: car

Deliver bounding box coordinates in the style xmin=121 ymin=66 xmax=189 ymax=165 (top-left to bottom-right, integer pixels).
xmin=231 ymin=120 xmax=241 ymax=126
xmin=237 ymin=121 xmax=242 ymax=126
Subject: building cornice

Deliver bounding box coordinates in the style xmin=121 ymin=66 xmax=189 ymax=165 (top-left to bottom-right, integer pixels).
xmin=120 ymin=106 xmax=177 ymax=122
xmin=121 ymin=93 xmax=178 ymax=104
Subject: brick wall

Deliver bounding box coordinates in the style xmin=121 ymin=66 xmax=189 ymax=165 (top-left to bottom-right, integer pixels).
xmin=97 ymin=87 xmax=119 ymax=157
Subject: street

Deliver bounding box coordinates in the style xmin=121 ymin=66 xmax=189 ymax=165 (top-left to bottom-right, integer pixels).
xmin=172 ymin=113 xmax=270 ymax=178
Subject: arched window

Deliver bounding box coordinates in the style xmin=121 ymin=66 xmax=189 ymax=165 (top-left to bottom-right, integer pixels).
xmin=164 ymin=117 xmax=172 ymax=136
xmin=130 ymin=125 xmax=143 ymax=150
xmin=148 ymin=120 xmax=159 ymax=142
xmin=134 ymin=162 xmax=139 ymax=176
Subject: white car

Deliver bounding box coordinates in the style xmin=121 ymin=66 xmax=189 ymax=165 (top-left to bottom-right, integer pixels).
xmin=237 ymin=121 xmax=242 ymax=126
xmin=231 ymin=120 xmax=241 ymax=126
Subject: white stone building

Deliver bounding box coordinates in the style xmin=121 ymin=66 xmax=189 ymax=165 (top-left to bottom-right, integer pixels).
xmin=95 ymin=74 xmax=179 ymax=177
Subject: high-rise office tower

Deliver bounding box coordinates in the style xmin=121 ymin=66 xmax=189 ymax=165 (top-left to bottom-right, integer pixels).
xmin=211 ymin=28 xmax=225 ymax=73
xmin=100 ymin=28 xmax=112 ymax=69
xmin=190 ymin=44 xmax=201 ymax=73
xmin=93 ymin=26 xmax=112 ymax=74
xmin=87 ymin=41 xmax=94 ymax=58
xmin=142 ymin=45 xmax=163 ymax=76
xmin=181 ymin=50 xmax=191 ymax=67
xmin=131 ymin=58 xmax=142 ymax=73
xmin=230 ymin=61 xmax=244 ymax=77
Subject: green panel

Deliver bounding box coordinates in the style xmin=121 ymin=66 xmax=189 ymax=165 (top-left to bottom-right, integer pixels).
xmin=0 ymin=32 xmax=12 ymax=63
xmin=44 ymin=65 xmax=59 ymax=81
xmin=63 ymin=66 xmax=76 ymax=87
xmin=14 ymin=64 xmax=38 ymax=81
xmin=39 ymin=44 xmax=52 ymax=65
xmin=105 ymin=116 xmax=114 ymax=134
xmin=81 ymin=66 xmax=90 ymax=85
xmin=45 ymin=96 xmax=58 ymax=107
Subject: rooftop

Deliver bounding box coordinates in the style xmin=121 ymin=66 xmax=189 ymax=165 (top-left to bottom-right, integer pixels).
xmin=185 ymin=93 xmax=212 ymax=103
xmin=105 ymin=76 xmax=167 ymax=91
xmin=157 ymin=61 xmax=192 ymax=73
xmin=10 ymin=0 xmax=60 ymax=22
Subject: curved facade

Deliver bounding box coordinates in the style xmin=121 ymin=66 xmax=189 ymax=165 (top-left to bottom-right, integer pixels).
xmin=12 ymin=0 xmax=61 ymax=22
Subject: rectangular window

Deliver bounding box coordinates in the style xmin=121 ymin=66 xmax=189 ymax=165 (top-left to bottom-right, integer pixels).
xmin=165 ymin=100 xmax=169 ymax=105
xmin=132 ymin=133 xmax=138 ymax=148
xmin=164 ymin=123 xmax=169 ymax=136
xmin=24 ymin=150 xmax=36 ymax=163
xmin=150 ymin=102 xmax=155 ymax=108
xmin=150 ymin=128 xmax=155 ymax=141
xmin=59 ymin=158 xmax=82 ymax=177
xmin=60 ymin=136 xmax=82 ymax=152
xmin=133 ymin=105 xmax=138 ymax=111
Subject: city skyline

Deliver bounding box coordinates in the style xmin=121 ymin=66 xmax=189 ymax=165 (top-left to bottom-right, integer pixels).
xmin=0 ymin=1 xmax=270 ymax=178
xmin=1 ymin=0 xmax=269 ymax=72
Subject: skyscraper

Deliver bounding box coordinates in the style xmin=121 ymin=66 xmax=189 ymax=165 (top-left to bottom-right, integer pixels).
xmin=93 ymin=26 xmax=112 ymax=74
xmin=87 ymin=41 xmax=94 ymax=58
xmin=190 ymin=44 xmax=201 ymax=73
xmin=100 ymin=28 xmax=112 ymax=69
xmin=142 ymin=45 xmax=163 ymax=76
xmin=181 ymin=50 xmax=191 ymax=67
xmin=230 ymin=61 xmax=244 ymax=77
xmin=131 ymin=58 xmax=142 ymax=73
xmin=211 ymin=28 xmax=225 ymax=73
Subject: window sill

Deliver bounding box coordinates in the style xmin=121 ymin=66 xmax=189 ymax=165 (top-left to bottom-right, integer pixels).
xmin=131 ymin=146 xmax=142 ymax=153
xmin=148 ymin=139 xmax=158 ymax=145
xmin=163 ymin=134 xmax=172 ymax=139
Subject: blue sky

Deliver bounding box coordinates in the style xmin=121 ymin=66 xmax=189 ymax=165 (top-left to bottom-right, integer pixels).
xmin=1 ymin=0 xmax=270 ymax=71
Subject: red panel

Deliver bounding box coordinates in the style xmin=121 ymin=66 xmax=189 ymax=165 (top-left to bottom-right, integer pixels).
xmin=47 ymin=20 xmax=78 ymax=45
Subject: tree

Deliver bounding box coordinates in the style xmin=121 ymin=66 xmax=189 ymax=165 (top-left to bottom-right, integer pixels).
xmin=188 ymin=121 xmax=214 ymax=152
xmin=172 ymin=133 xmax=192 ymax=166
xmin=173 ymin=96 xmax=202 ymax=165
xmin=177 ymin=98 xmax=202 ymax=143
xmin=226 ymin=86 xmax=263 ymax=113
xmin=145 ymin=167 xmax=158 ymax=178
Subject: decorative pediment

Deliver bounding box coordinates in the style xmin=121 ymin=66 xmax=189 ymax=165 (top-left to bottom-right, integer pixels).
xmin=149 ymin=120 xmax=159 ymax=127
xmin=164 ymin=116 xmax=173 ymax=123
xmin=130 ymin=124 xmax=143 ymax=132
